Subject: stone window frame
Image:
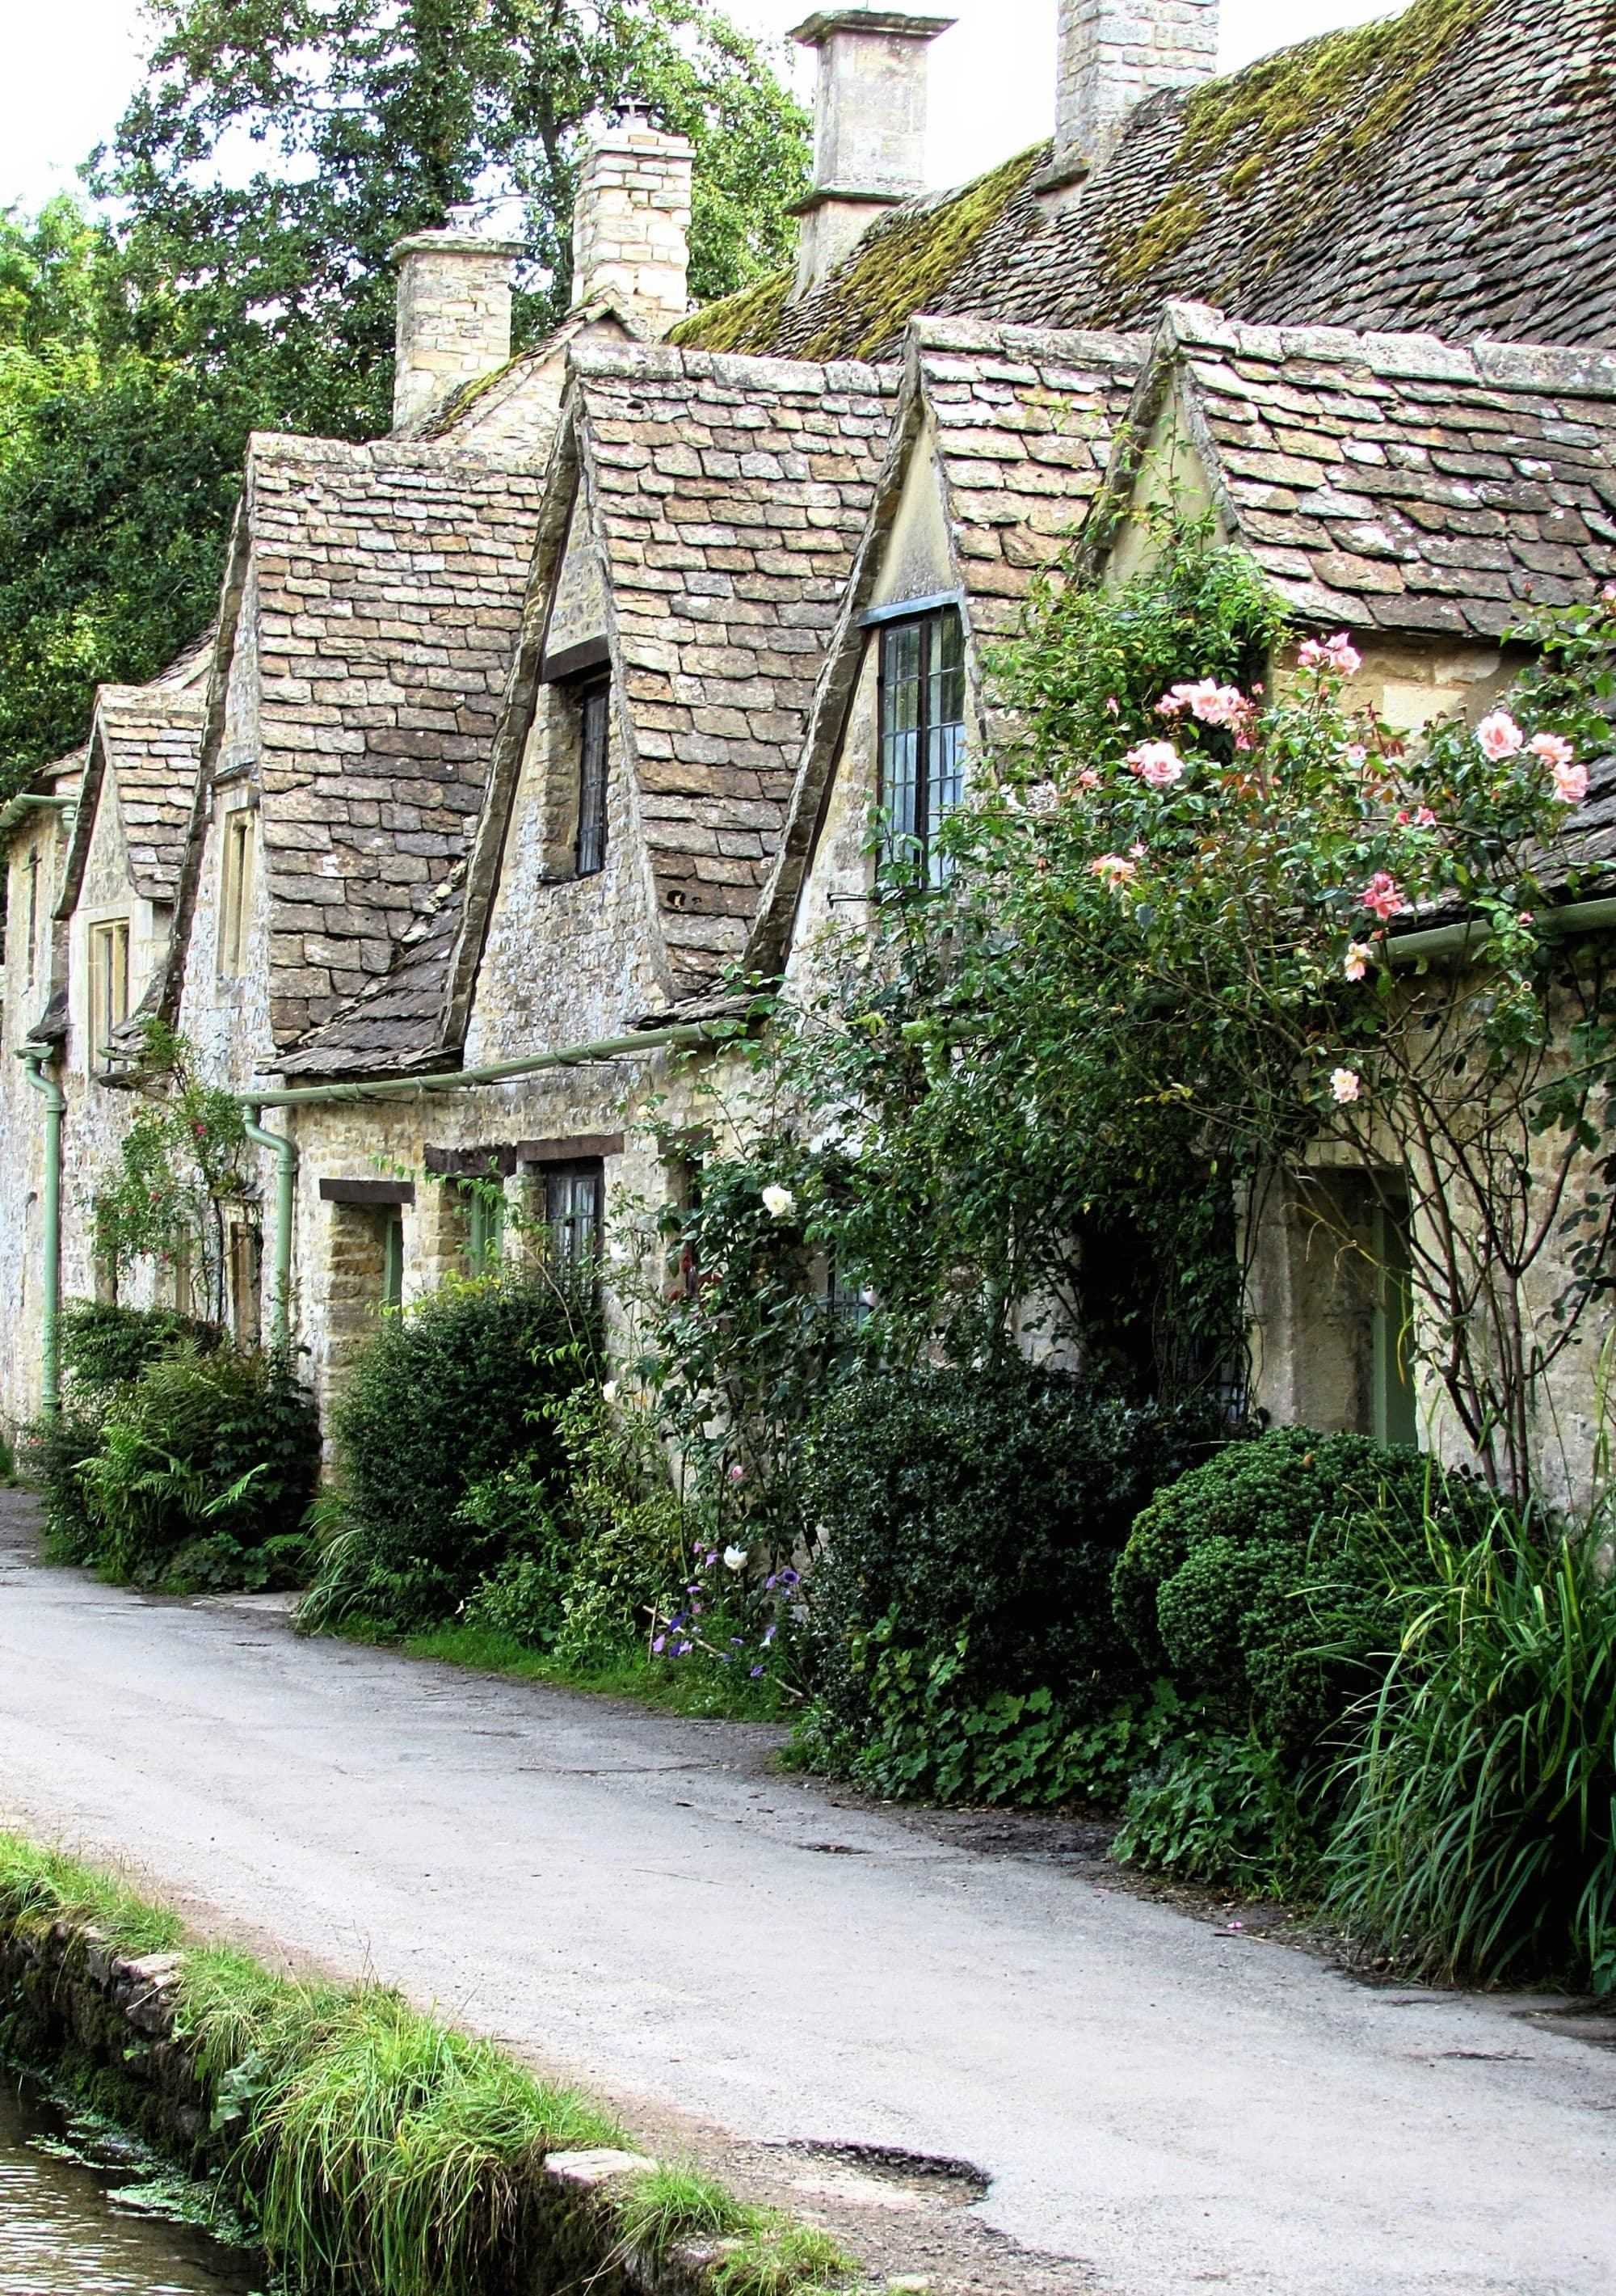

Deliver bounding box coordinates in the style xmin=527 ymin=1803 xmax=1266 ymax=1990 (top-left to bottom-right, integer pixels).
xmin=217 ymin=794 xmax=257 ymax=979
xmin=87 ymin=916 xmax=131 ymax=1068
xmin=527 ymin=633 xmax=613 ymax=885
xmin=875 ymin=605 xmax=966 ymax=887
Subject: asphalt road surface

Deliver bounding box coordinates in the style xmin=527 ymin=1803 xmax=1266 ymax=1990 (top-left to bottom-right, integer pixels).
xmin=0 ymin=1493 xmax=1611 ymax=2296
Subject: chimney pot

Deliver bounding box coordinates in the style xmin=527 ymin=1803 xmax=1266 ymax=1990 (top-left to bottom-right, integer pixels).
xmin=787 ymin=9 xmax=956 ymax=302
xmin=1046 ymin=0 xmax=1220 ymax=192
xmin=570 ymin=116 xmax=694 ymax=338
xmin=390 ymin=217 xmax=524 ymax=434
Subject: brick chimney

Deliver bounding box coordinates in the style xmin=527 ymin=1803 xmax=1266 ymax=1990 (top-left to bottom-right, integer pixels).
xmin=570 ymin=110 xmax=694 ymax=337
xmin=391 ymin=207 xmax=524 ymax=434
xmin=788 ymin=10 xmax=955 ymax=303
xmin=1041 ymin=0 xmax=1220 ymax=196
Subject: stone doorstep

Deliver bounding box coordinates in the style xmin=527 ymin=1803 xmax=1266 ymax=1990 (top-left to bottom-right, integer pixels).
xmin=11 ymin=1914 xmax=860 ymax=2296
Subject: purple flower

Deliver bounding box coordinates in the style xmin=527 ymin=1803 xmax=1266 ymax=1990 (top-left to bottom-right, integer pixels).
xmin=761 ymin=1623 xmax=776 ymax=1645
xmin=652 ymin=1635 xmax=667 ymax=1654
xmin=749 ymin=1666 xmax=764 ymax=1679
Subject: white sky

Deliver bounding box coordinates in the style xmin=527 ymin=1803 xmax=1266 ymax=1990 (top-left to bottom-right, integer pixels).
xmin=1 ymin=0 xmax=1412 ymax=217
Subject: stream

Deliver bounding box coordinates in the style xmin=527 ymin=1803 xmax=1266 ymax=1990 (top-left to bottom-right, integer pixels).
xmin=0 ymin=2074 xmax=261 ymax=2294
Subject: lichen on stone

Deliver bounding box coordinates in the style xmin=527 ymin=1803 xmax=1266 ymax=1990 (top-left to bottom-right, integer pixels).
xmin=1106 ymin=0 xmax=1500 ymax=289
xmin=670 ymin=143 xmax=1044 ymax=363
xmin=667 ymin=268 xmax=792 ymax=356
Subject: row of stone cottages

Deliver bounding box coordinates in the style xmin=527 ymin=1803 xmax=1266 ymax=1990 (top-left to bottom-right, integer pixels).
xmin=3 ymin=0 xmax=1616 ymax=1507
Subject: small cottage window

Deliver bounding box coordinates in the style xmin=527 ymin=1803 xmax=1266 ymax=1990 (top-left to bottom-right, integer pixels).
xmin=24 ymin=849 xmax=40 ymax=987
xmin=575 ymin=680 xmax=609 ymax=876
xmin=465 ymin=1181 xmax=505 ymax=1273
xmin=88 ymin=920 xmax=129 ymax=1061
xmin=878 ymin=608 xmax=966 ymax=883
xmin=382 ymin=1211 xmax=405 ymax=1310
xmin=545 ymin=1161 xmax=603 ymax=1269
xmin=219 ymin=807 xmax=255 ymax=976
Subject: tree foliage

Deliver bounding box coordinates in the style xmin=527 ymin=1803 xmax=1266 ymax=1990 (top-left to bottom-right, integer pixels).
xmin=0 ymin=0 xmax=807 ymax=792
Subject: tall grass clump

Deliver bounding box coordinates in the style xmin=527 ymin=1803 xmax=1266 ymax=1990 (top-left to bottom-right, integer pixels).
xmin=0 ymin=1834 xmax=182 ymax=1957
xmin=179 ymin=1971 xmax=624 ymax=2296
xmin=1325 ymin=1500 xmax=1616 ymax=1991
xmin=617 ymin=2163 xmax=852 ymax=2295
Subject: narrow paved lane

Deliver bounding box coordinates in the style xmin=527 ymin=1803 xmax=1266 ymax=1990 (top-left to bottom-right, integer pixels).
xmin=0 ymin=1496 xmax=1610 ymax=2296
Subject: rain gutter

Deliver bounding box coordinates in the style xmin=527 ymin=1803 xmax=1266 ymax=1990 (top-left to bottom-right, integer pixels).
xmin=1388 ymin=895 xmax=1616 ymax=969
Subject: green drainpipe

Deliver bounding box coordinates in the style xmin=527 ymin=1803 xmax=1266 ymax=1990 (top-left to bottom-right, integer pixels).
xmin=242 ymin=1107 xmax=297 ymax=1353
xmin=19 ymin=1046 xmax=65 ymax=1414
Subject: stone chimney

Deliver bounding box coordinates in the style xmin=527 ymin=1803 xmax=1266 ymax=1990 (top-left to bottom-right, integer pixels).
xmin=391 ymin=207 xmax=524 ymax=434
xmin=570 ymin=110 xmax=694 ymax=337
xmin=1042 ymin=0 xmax=1220 ymax=195
xmin=788 ymin=10 xmax=955 ymax=303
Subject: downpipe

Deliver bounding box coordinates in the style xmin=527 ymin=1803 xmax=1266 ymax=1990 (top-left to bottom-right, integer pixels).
xmin=19 ymin=1047 xmax=65 ymax=1414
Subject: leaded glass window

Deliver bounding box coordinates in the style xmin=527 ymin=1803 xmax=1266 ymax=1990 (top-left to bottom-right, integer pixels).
xmin=576 ymin=680 xmax=609 ymax=877
xmin=877 ymin=609 xmax=966 ymax=883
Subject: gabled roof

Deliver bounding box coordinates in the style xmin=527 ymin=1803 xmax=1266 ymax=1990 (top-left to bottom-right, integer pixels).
xmin=56 ymin=639 xmax=210 ymax=924
xmin=747 ymin=317 xmax=1143 ymax=971
xmin=1100 ymin=303 xmax=1616 ymax=638
xmin=674 ymin=0 xmax=1616 ymax=364
xmin=161 ymin=431 xmax=545 ymax=1060
xmin=419 ymin=294 xmax=650 ymax=449
xmin=284 ymin=868 xmax=466 ymax=1079
xmin=423 ymin=338 xmax=899 ymax=1054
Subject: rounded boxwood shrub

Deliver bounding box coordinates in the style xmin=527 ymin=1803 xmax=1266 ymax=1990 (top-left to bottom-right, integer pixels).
xmin=1113 ymin=1426 xmax=1478 ymax=1751
xmin=318 ymin=1270 xmax=600 ymax=1631
xmin=802 ymin=1359 xmax=1218 ymax=1739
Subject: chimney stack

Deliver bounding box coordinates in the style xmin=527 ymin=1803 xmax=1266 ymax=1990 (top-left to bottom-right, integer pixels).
xmin=570 ymin=111 xmax=694 ymax=337
xmin=1043 ymin=0 xmax=1220 ymax=195
xmin=788 ymin=10 xmax=955 ymax=303
xmin=391 ymin=207 xmax=524 ymax=434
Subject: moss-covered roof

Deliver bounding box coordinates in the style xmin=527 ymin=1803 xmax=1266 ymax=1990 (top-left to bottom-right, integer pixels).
xmin=670 ymin=0 xmax=1616 ymax=361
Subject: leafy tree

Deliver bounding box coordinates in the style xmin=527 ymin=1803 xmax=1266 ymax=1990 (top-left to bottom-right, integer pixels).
xmin=0 ymin=0 xmax=806 ymax=793
xmin=98 ymin=0 xmax=810 ymax=440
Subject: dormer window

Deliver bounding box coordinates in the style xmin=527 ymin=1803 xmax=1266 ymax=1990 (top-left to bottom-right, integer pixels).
xmin=575 ymin=678 xmax=609 ymax=876
xmin=878 ymin=607 xmax=966 ymax=884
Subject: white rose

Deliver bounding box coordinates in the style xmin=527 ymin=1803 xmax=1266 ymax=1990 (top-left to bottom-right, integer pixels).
xmin=723 ymin=1545 xmax=749 ymax=1573
xmin=761 ymin=1183 xmax=796 ymax=1220
xmin=601 ymin=1380 xmax=619 ymax=1405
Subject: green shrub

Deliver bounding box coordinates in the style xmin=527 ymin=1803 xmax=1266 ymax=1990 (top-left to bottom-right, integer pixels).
xmin=1113 ymin=1427 xmax=1471 ymax=1751
xmin=77 ymin=1343 xmax=320 ymax=1588
xmin=23 ymin=1408 xmax=112 ymax=1563
xmin=1113 ymin=1727 xmax=1320 ymax=1896
xmin=1324 ymin=1504 xmax=1616 ymax=1991
xmin=59 ymin=1300 xmax=222 ymax=1396
xmin=315 ymin=1270 xmax=600 ymax=1632
xmin=802 ymin=1362 xmax=1217 ymax=1747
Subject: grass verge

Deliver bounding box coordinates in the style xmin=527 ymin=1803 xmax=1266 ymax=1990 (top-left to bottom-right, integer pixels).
xmin=0 ymin=1833 xmax=853 ymax=2296
xmin=335 ymin=1617 xmax=792 ymax=1724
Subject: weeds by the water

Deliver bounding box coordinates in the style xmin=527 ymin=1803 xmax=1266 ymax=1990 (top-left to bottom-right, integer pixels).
xmin=617 ymin=2162 xmax=853 ymax=2294
xmin=0 ymin=1835 xmax=855 ymax=2296
xmin=0 ymin=1835 xmax=181 ymax=1958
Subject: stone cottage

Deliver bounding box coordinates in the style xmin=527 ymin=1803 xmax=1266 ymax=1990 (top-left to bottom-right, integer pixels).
xmin=5 ymin=0 xmax=1616 ymax=1488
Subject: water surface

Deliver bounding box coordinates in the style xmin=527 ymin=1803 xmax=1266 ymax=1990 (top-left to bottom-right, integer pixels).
xmin=0 ymin=2075 xmax=259 ymax=2294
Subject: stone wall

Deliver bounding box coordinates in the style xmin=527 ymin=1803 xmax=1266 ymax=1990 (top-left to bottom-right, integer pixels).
xmin=0 ymin=800 xmax=74 ymax=1430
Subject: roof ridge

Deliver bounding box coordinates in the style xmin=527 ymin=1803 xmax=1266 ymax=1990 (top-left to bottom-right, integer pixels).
xmin=1159 ymin=298 xmax=1616 ymax=397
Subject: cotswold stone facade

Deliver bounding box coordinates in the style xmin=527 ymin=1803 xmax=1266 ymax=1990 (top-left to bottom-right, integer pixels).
xmin=4 ymin=0 xmax=1616 ymax=1484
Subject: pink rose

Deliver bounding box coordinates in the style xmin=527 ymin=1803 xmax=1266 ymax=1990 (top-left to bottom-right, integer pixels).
xmin=1089 ymin=853 xmax=1137 ymax=887
xmin=1530 ymin=731 xmax=1574 ymax=769
xmin=1330 ymin=1067 xmax=1362 ymax=1106
xmin=1343 ymin=942 xmax=1373 ymax=982
xmin=1125 ymin=740 xmax=1185 ymax=789
xmin=1361 ymin=871 xmax=1408 ymax=921
xmin=1476 ymin=710 xmax=1524 ymax=761
xmin=1552 ymin=758 xmax=1589 ymax=805
xmin=1300 ymin=633 xmax=1361 ymax=676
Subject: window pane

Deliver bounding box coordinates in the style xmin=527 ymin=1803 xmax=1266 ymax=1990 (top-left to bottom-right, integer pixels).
xmin=879 ymin=621 xmax=924 ymax=864
xmin=925 ymin=611 xmax=966 ymax=883
xmin=576 ymin=683 xmax=609 ymax=876
xmin=545 ymin=1163 xmax=603 ymax=1268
